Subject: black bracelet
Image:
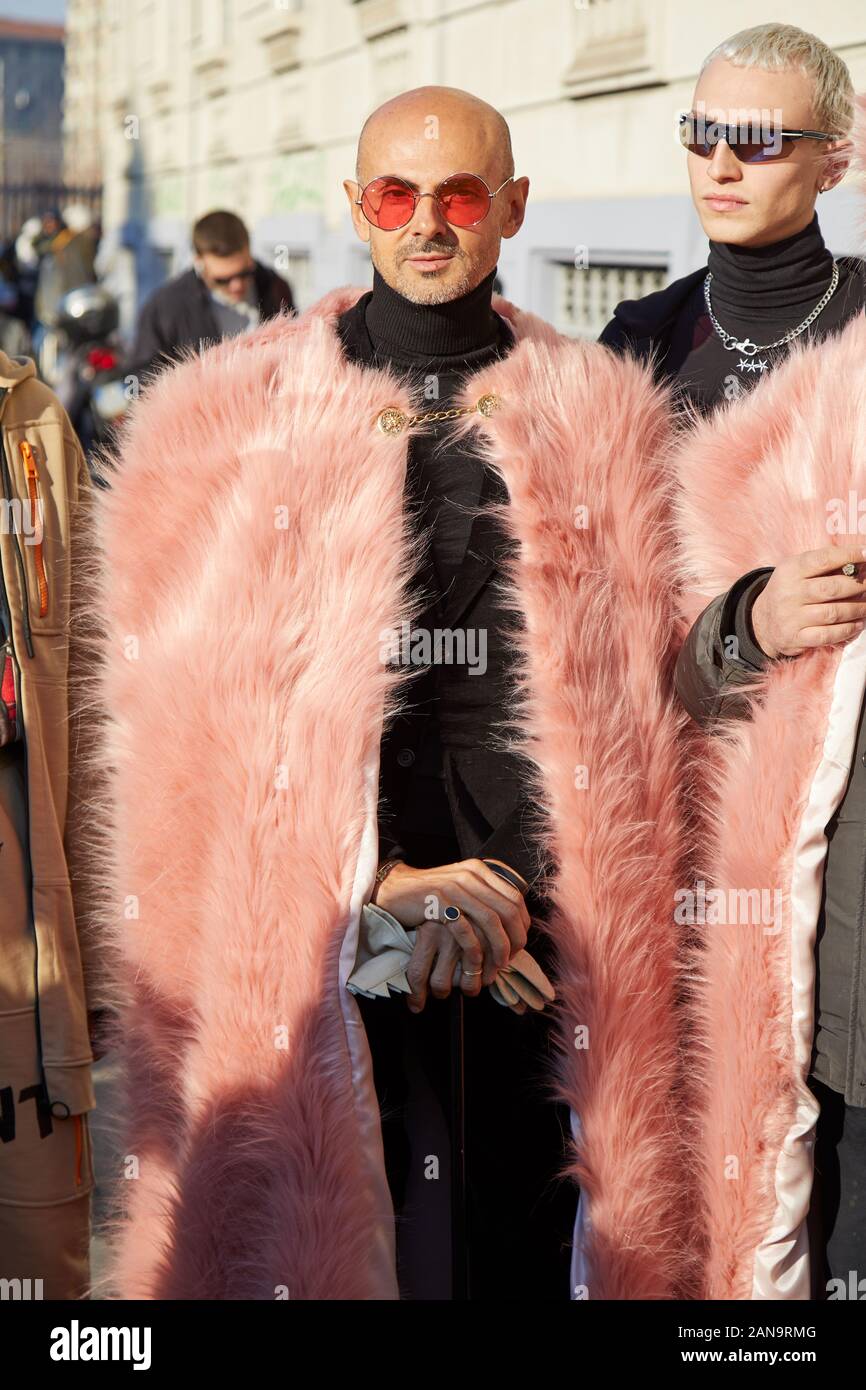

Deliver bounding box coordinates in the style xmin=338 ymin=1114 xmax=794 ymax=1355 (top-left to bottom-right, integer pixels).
xmin=482 ymin=858 xmax=529 ymax=896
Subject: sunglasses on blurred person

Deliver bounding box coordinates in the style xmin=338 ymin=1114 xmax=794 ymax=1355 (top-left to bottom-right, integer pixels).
xmin=207 ymin=265 xmax=256 ymax=287
xmin=354 ymin=171 xmax=513 ymax=230
xmin=679 ymin=112 xmax=834 ymax=163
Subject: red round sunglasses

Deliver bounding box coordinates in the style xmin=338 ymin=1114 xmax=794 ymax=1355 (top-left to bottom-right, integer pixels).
xmin=354 ymin=171 xmax=513 ymax=230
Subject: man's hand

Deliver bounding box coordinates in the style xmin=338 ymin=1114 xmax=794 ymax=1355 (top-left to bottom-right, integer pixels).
xmin=375 ymin=857 xmax=531 ymax=1009
xmin=751 ymin=547 xmax=866 ymax=659
xmin=404 ymin=920 xmax=529 ymax=1015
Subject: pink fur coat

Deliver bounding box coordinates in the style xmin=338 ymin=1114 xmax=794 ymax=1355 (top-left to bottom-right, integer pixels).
xmin=674 ymin=312 xmax=866 ymax=1298
xmin=96 ymin=270 xmax=866 ymax=1302
xmin=96 ymin=287 xmax=691 ymax=1300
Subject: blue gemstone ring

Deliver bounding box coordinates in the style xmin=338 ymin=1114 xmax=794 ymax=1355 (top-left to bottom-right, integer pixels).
xmin=443 ymin=905 xmax=462 ymax=922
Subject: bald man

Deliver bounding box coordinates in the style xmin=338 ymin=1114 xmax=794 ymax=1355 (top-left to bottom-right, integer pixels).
xmin=102 ymin=85 xmax=678 ymax=1302
xmin=337 ymin=87 xmax=573 ymax=1300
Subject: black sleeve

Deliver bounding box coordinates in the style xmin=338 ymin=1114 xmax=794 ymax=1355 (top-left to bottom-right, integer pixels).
xmin=127 ymin=291 xmax=174 ymax=384
xmin=275 ymin=274 xmax=294 ymax=315
xmin=476 ymin=798 xmax=551 ymax=900
xmin=261 ymin=269 xmax=295 ymax=319
xmin=674 ymin=567 xmax=775 ymax=729
xmin=598 ymin=314 xmax=630 ymax=353
xmin=598 ymin=314 xmax=658 ymax=372
xmin=376 ymin=833 xmax=407 ymax=867
xmin=722 ymin=567 xmax=775 ymax=671
xmin=378 ymin=801 xmax=550 ymax=902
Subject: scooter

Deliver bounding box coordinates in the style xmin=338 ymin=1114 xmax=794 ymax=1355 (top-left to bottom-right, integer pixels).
xmin=42 ymin=286 xmax=130 ymax=470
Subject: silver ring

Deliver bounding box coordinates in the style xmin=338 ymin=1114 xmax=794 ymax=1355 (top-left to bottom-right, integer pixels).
xmin=462 ymin=968 xmax=482 ymax=978
xmin=443 ymin=905 xmax=461 ymax=922
xmin=842 ymin=562 xmax=857 ymax=577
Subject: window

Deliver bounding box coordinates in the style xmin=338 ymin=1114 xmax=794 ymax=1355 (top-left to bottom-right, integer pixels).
xmin=554 ymin=258 xmax=668 ymax=338
xmin=563 ymin=0 xmax=661 ymax=98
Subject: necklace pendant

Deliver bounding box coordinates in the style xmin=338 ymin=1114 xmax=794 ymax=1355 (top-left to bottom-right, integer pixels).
xmin=737 ymin=356 xmax=770 ymax=375
xmin=705 ymin=260 xmax=840 ymax=364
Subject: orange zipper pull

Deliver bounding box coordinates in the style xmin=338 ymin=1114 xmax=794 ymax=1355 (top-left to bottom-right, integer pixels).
xmin=18 ymin=441 xmax=49 ymax=617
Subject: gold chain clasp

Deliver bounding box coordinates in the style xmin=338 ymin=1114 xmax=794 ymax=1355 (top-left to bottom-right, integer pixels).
xmin=375 ymin=392 xmax=500 ymax=436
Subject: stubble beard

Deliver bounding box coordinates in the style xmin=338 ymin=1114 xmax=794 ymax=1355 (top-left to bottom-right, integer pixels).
xmin=373 ymin=245 xmax=482 ymax=305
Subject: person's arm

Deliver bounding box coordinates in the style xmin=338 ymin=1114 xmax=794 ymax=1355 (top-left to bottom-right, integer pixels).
xmin=598 ymin=315 xmax=630 ymax=352
xmin=675 ymin=567 xmax=774 ymax=729
xmin=369 ymin=838 xmax=406 ymax=905
xmin=271 ymin=271 xmax=294 ymax=316
xmin=677 ymin=547 xmax=866 ymax=729
xmin=475 ymin=796 xmax=549 ymax=902
xmin=126 ymin=289 xmax=173 ymax=385
xmin=257 ymin=266 xmax=295 ymax=321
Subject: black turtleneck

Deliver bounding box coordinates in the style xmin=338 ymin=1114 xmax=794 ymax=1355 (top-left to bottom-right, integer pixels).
xmin=666 ymin=214 xmax=866 ymax=412
xmin=338 ymin=264 xmax=514 ymax=591
xmin=363 ymin=263 xmax=506 ymax=366
xmin=706 ymin=212 xmax=837 ymax=321
xmin=336 ymin=263 xmax=526 ymax=854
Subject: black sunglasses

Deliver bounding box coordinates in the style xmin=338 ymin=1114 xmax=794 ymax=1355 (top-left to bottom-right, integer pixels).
xmin=209 ymin=266 xmax=257 ymax=287
xmin=679 ymin=112 xmax=834 ymax=164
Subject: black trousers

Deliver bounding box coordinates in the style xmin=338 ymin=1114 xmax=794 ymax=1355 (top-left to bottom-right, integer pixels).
xmin=358 ymin=822 xmax=575 ymax=1301
xmin=808 ymin=1077 xmax=866 ymax=1297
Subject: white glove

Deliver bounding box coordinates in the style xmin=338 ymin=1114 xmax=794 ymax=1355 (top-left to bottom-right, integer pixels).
xmin=348 ymin=903 xmax=555 ymax=1013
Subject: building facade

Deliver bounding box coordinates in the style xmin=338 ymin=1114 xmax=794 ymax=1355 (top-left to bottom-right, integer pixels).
xmin=67 ymin=0 xmax=866 ymax=337
xmin=0 ymin=17 xmax=65 ymax=239
xmin=64 ymin=0 xmax=108 ymax=190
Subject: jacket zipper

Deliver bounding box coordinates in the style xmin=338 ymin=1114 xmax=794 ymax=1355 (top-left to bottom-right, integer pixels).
xmin=1 ymin=634 xmax=18 ymax=737
xmin=0 ymin=405 xmax=33 ymax=658
xmin=19 ymin=441 xmax=49 ymax=618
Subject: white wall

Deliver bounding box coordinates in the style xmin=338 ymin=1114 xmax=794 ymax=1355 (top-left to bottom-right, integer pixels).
xmin=71 ymin=0 xmax=866 ymax=329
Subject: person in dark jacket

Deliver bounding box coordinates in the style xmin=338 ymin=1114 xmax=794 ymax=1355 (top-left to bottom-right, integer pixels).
xmin=600 ymin=27 xmax=865 ymax=418
xmin=602 ymin=22 xmax=866 ymax=1295
xmin=128 ymin=209 xmax=294 ymax=383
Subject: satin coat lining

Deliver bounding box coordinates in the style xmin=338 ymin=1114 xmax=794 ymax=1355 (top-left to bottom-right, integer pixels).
xmin=338 ymin=749 xmax=400 ymax=1298
xmin=751 ymin=628 xmax=866 ymax=1298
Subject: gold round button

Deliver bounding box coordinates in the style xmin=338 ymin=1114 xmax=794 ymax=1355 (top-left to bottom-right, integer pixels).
xmin=476 ymin=392 xmax=500 ymax=418
xmin=376 ymin=407 xmax=407 ymax=436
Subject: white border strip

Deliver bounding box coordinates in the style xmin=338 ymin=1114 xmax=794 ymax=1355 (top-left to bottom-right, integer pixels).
xmin=751 ymin=629 xmax=866 ymax=1298
xmin=338 ymin=749 xmax=399 ymax=1298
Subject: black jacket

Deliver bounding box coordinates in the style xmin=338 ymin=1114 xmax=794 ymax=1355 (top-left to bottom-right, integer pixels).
xmin=674 ymin=567 xmax=775 ymax=725
xmin=599 ymin=267 xmax=706 ymax=376
xmin=336 ymin=296 xmax=550 ymax=895
xmin=128 ymin=261 xmax=294 ymax=382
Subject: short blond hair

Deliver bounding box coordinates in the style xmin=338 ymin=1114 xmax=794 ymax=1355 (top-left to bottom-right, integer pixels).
xmin=702 ymin=23 xmax=854 ymax=137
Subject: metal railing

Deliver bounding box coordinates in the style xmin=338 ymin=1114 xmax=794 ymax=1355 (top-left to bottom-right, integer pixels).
xmin=0 ymin=182 xmax=102 ymax=244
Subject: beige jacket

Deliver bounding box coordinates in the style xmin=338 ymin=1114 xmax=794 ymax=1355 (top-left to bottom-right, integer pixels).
xmin=0 ymin=351 xmax=99 ymax=1117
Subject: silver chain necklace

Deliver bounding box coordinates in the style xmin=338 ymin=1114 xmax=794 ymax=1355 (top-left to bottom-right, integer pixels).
xmin=704 ymin=261 xmax=839 ymax=374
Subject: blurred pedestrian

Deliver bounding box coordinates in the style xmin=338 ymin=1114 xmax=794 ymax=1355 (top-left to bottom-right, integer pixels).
xmin=128 ymin=210 xmax=294 ymax=383
xmin=33 ymin=207 xmax=97 ymax=332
